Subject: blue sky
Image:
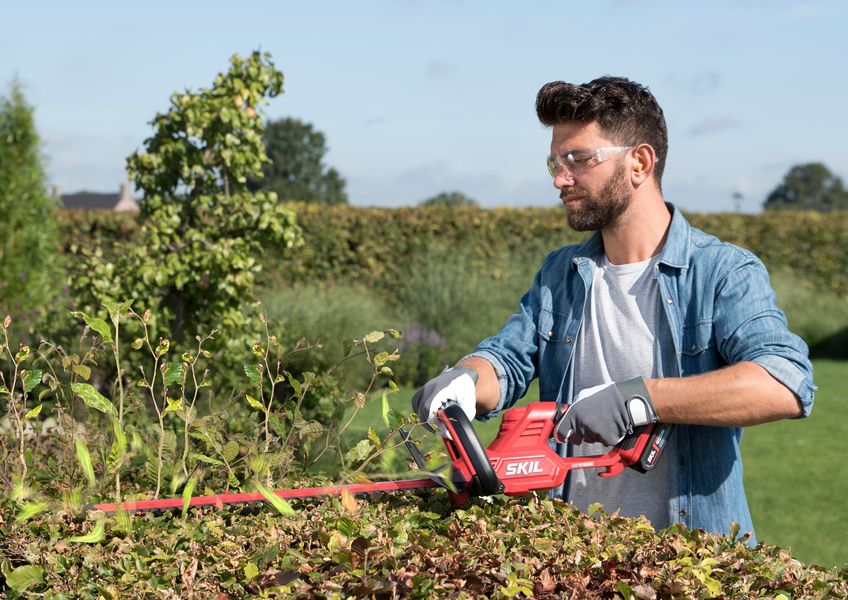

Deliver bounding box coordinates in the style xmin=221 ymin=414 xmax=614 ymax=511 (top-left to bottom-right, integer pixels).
xmin=1 ymin=0 xmax=846 ymax=212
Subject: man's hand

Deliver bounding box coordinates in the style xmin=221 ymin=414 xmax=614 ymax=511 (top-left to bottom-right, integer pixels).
xmin=554 ymin=377 xmax=659 ymax=446
xmin=411 ymin=366 xmax=478 ymax=430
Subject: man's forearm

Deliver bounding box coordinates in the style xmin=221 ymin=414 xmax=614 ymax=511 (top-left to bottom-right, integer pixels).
xmin=457 ymin=356 xmax=501 ymax=415
xmin=646 ymin=361 xmax=802 ymax=427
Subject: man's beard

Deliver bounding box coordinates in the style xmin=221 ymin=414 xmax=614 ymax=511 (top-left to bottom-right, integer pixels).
xmin=563 ymin=163 xmax=631 ymax=231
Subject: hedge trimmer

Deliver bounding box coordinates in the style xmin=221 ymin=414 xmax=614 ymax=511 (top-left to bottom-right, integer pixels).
xmin=89 ymin=401 xmax=671 ymax=513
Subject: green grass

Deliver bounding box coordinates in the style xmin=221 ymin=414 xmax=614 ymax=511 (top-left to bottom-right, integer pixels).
xmin=742 ymin=359 xmax=847 ymax=568
xmin=347 ymin=360 xmax=846 ymax=568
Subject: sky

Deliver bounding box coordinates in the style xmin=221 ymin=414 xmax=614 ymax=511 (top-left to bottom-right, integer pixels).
xmin=1 ymin=0 xmax=846 ymax=213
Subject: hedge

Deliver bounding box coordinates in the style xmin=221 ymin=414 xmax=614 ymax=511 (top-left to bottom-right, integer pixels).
xmin=3 ymin=494 xmax=846 ymax=597
xmin=58 ymin=205 xmax=848 ymax=297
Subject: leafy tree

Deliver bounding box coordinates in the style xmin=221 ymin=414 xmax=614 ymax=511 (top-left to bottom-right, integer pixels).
xmin=73 ymin=51 xmax=301 ymax=351
xmin=764 ymin=162 xmax=848 ymax=212
xmin=0 ymin=80 xmax=61 ymax=322
xmin=250 ymin=117 xmax=348 ymax=204
xmin=419 ymin=191 xmax=479 ymax=207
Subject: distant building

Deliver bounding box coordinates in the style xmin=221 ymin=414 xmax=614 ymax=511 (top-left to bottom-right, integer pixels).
xmin=56 ymin=183 xmax=140 ymax=213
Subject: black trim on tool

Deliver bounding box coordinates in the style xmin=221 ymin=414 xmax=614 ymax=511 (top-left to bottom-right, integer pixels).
xmin=443 ymin=402 xmax=502 ymax=495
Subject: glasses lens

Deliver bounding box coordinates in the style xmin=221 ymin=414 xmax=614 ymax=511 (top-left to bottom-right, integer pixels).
xmin=546 ymin=155 xmax=557 ymax=177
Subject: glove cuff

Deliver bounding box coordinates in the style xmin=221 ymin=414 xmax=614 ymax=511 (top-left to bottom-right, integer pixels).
xmin=453 ymin=364 xmax=479 ymax=385
xmin=616 ymin=377 xmax=659 ymax=426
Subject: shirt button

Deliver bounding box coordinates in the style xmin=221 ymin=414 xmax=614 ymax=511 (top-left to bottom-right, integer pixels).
xmin=565 ymin=337 xmax=573 ymax=344
xmin=679 ymin=508 xmax=687 ymax=517
xmin=547 ymin=330 xmax=553 ymax=337
xmin=666 ymin=298 xmax=673 ymax=305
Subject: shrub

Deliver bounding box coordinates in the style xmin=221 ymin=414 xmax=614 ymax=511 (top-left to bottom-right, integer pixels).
xmin=2 ymin=494 xmax=845 ymax=597
xmin=0 ymin=80 xmax=62 ymax=332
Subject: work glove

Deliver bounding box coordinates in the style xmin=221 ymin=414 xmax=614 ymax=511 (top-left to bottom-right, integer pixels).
xmin=411 ymin=365 xmax=478 ymax=433
xmin=554 ymin=377 xmax=658 ymax=446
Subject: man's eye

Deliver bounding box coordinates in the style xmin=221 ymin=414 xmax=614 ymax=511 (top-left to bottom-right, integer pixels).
xmin=566 ymin=152 xmax=592 ymax=166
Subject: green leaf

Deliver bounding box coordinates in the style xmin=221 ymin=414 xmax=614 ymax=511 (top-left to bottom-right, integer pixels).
xmin=74 ymin=436 xmax=97 ymax=487
xmin=162 ymin=362 xmax=184 ymax=386
xmin=285 ymin=370 xmax=302 ymax=397
xmin=71 ymin=311 xmax=113 ymax=344
xmin=190 ymin=452 xmax=224 ymax=466
xmin=15 ymin=501 xmax=48 ymax=524
xmin=373 ymin=351 xmax=389 ymax=367
xmin=23 ymin=403 xmax=42 ymax=421
xmin=245 ymin=394 xmax=266 ymax=412
xmin=103 ymin=299 xmax=133 ymax=327
xmin=6 ymin=564 xmax=44 ymax=593
xmin=255 ymin=481 xmax=296 ymax=516
xmin=22 ymin=369 xmax=42 ymax=393
xmin=368 ymin=426 xmax=381 ymax=447
xmin=344 ymin=439 xmax=371 ymax=465
xmin=244 ymin=562 xmax=259 ymax=580
xmin=106 ymin=418 xmax=127 ymax=473
xmin=163 ymin=397 xmax=184 ymax=416
xmin=182 ymin=474 xmax=198 ymax=518
xmin=381 ymin=391 xmax=390 ymax=427
xmin=67 ymin=519 xmax=105 ymax=544
xmin=155 ymin=338 xmax=170 ymax=357
xmin=363 ymin=330 xmax=384 ymax=344
xmin=268 ymin=412 xmax=286 ymax=438
xmin=222 ymin=441 xmax=240 ymax=463
xmin=244 ymin=364 xmax=262 ymax=388
xmin=71 ymin=383 xmax=117 ymax=416
xmin=72 ymin=363 xmax=91 ymax=381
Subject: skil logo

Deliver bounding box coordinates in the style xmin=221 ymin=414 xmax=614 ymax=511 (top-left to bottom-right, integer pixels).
xmin=504 ymin=460 xmax=545 ymax=477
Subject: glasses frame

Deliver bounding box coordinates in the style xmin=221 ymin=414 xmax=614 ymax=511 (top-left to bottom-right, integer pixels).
xmin=546 ymin=146 xmax=632 ymax=178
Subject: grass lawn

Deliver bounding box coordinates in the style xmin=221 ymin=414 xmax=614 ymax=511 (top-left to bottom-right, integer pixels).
xmin=347 ymin=360 xmax=846 ymax=568
xmin=742 ymin=359 xmax=847 ymax=569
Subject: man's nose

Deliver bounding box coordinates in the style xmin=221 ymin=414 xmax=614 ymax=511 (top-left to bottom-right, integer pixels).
xmin=553 ymin=170 xmax=575 ymax=189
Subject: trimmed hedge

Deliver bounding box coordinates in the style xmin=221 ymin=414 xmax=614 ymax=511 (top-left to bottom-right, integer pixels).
xmin=3 ymin=494 xmax=847 ymax=597
xmin=58 ymin=205 xmax=848 ymax=297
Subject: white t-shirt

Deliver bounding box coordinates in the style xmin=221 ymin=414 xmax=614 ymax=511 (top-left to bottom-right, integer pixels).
xmin=565 ymin=253 xmax=677 ymax=529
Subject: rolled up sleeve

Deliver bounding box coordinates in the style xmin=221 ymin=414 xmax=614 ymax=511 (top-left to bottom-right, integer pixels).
xmin=713 ymin=252 xmax=816 ymax=417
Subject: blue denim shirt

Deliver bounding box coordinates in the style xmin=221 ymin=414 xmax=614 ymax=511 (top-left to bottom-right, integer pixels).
xmin=468 ymin=204 xmax=815 ymax=541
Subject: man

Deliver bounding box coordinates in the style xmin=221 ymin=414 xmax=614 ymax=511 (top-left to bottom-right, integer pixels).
xmin=412 ymin=76 xmax=815 ymax=541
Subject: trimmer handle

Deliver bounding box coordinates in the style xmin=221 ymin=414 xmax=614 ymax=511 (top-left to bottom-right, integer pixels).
xmin=437 ymin=401 xmax=503 ymax=496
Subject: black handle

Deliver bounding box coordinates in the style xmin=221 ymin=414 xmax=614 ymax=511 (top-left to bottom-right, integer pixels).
xmin=442 ymin=401 xmax=502 ymax=495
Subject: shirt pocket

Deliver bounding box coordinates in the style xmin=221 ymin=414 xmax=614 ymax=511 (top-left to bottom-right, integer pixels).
xmin=537 ymin=308 xmax=568 ymax=343
xmin=681 ymin=320 xmax=719 ymax=374
xmin=682 ymin=320 xmax=714 ymax=355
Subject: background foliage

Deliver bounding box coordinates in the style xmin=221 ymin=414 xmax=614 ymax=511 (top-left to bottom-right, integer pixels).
xmin=249 ymin=116 xmax=348 ymax=205
xmin=0 ymin=80 xmax=61 ymax=330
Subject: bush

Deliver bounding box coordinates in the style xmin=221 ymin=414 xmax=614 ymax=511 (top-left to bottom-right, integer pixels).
xmin=2 ymin=494 xmax=846 ymax=597
xmin=771 ymin=268 xmax=848 ymax=358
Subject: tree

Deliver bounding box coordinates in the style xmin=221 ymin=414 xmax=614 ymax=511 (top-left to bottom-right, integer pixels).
xmin=0 ymin=79 xmax=61 ymax=321
xmin=250 ymin=117 xmax=348 ymax=204
xmin=73 ymin=51 xmax=301 ymax=349
xmin=419 ymin=191 xmax=479 ymax=207
xmin=764 ymin=162 xmax=848 ymax=212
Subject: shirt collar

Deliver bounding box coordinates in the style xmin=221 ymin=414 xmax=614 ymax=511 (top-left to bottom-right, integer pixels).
xmin=571 ymin=202 xmax=690 ymax=270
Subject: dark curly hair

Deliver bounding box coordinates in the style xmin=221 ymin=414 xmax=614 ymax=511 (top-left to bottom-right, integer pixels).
xmin=536 ymin=76 xmax=668 ymax=186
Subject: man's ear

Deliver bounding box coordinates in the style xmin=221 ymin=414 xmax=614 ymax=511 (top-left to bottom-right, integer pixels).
xmin=631 ymin=144 xmax=656 ymax=185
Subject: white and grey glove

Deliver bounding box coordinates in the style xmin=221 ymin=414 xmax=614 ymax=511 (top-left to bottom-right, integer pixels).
xmin=554 ymin=377 xmax=658 ymax=446
xmin=411 ymin=365 xmax=478 ymax=433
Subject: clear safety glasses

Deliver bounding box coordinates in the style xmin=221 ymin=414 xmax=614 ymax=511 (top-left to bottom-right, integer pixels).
xmin=546 ymin=146 xmax=631 ymax=178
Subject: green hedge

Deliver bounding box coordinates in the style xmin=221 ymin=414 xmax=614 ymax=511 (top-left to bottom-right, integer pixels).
xmin=58 ymin=205 xmax=848 ymax=297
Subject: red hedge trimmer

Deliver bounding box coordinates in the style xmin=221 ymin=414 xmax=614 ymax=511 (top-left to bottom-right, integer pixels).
xmin=90 ymin=401 xmax=671 ymax=513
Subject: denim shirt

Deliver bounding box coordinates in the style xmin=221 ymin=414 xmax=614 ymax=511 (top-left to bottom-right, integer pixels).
xmin=468 ymin=203 xmax=815 ymax=541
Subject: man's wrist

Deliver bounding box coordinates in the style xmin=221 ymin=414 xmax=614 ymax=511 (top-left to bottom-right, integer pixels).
xmin=616 ymin=377 xmax=659 ymax=426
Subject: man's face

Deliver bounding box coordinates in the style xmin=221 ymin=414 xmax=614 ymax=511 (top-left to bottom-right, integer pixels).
xmin=550 ymin=122 xmax=631 ymax=231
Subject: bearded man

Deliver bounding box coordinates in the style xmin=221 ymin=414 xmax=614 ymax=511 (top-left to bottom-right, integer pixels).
xmin=411 ymin=76 xmax=815 ymax=542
